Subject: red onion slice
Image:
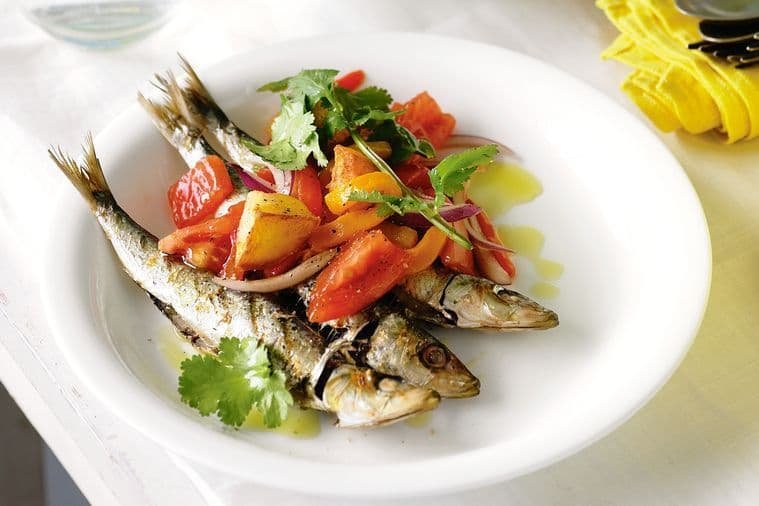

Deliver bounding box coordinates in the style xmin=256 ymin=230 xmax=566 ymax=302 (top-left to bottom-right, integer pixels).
xmin=439 ymin=203 xmax=481 ymax=222
xmin=445 ymin=134 xmax=517 ymax=157
xmin=230 ymin=163 xmax=276 ymax=193
xmin=213 ymin=250 xmax=336 ymax=293
xmin=424 ymin=134 xmax=520 ymax=166
xmin=464 ymin=218 xmax=513 ymax=253
xmin=392 ymin=213 xmax=432 ymax=229
xmin=271 ymin=168 xmax=294 ymax=194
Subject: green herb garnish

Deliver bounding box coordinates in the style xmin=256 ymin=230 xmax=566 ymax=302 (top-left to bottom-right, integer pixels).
xmin=178 ymin=337 xmax=293 ymax=428
xmin=256 ymin=69 xmax=498 ymax=248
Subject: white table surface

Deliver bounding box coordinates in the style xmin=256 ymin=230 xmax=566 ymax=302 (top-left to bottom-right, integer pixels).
xmin=1 ymin=0 xmax=759 ymax=504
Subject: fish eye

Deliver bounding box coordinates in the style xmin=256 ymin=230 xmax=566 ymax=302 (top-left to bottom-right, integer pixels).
xmin=419 ymin=344 xmax=448 ymax=368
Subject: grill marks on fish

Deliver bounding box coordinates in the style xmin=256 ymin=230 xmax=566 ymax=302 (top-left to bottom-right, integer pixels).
xmin=289 ymin=283 xmax=480 ymax=398
xmin=398 ymin=266 xmax=559 ymax=330
xmin=49 ymin=138 xmax=439 ymax=427
xmin=148 ymin=62 xmax=485 ymax=398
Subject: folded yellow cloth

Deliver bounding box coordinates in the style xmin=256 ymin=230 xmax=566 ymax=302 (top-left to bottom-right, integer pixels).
xmin=597 ymin=0 xmax=759 ymax=143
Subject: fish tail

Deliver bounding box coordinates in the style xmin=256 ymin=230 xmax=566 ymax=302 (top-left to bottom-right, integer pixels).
xmin=138 ymin=89 xmax=183 ymax=143
xmin=140 ymin=69 xmax=216 ymax=164
xmin=177 ymin=53 xmax=226 ymax=127
xmin=48 ymin=134 xmax=111 ymax=209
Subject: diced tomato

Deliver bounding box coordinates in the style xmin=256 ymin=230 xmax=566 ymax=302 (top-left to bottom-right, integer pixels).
xmin=256 ymin=168 xmax=275 ymax=185
xmin=475 ymin=212 xmax=516 ymax=278
xmin=439 ymin=221 xmax=478 ymax=276
xmin=168 ymin=155 xmax=234 ymax=228
xmin=290 ymin=165 xmax=323 ymax=217
xmin=392 ymin=92 xmax=456 ymax=149
xmin=395 ymin=158 xmax=432 ymax=190
xmin=335 ymin=70 xmax=365 ymax=92
xmin=184 ymin=236 xmax=232 ymax=274
xmin=221 ymin=228 xmax=246 ymax=280
xmin=307 ymin=230 xmax=410 ymax=323
xmin=262 ymin=249 xmax=302 ymax=278
xmin=159 ymin=202 xmax=245 ymax=275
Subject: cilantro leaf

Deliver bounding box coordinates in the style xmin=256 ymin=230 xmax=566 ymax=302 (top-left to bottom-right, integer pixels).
xmin=261 ymin=69 xmax=339 ymax=108
xmin=257 ymin=76 xmax=291 ymax=93
xmin=251 ymin=370 xmax=293 ymax=428
xmin=351 ymin=86 xmax=392 ymax=110
xmin=243 ymin=98 xmax=327 ymax=168
xmin=429 ymin=144 xmax=498 ymax=207
xmin=369 ymin=121 xmax=435 ymax=164
xmin=178 ymin=337 xmax=293 ymax=428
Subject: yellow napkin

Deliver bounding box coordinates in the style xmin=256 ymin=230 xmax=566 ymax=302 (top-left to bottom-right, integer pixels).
xmin=597 ymin=0 xmax=759 ymax=143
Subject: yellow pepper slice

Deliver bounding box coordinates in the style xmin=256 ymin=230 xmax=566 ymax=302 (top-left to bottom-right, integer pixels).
xmin=324 ymin=172 xmax=402 ymax=216
xmin=308 ymin=207 xmax=388 ymax=252
xmin=379 ymin=222 xmax=419 ymax=249
xmin=405 ymin=227 xmax=447 ymax=275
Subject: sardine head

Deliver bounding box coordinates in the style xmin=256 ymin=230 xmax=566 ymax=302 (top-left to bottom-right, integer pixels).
xmin=444 ymin=275 xmax=559 ymax=330
xmin=324 ymin=365 xmax=440 ymax=428
xmin=365 ymin=314 xmax=480 ymax=398
xmin=489 ymin=286 xmax=559 ymax=330
xmin=417 ymin=342 xmax=480 ymax=398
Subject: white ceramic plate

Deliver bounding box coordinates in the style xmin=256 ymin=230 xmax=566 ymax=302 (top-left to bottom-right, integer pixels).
xmin=42 ymin=33 xmax=711 ymax=498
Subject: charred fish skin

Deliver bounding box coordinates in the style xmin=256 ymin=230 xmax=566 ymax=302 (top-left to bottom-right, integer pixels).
xmin=175 ymin=55 xmax=275 ymax=172
xmin=171 ymin=57 xmax=558 ymax=332
xmin=363 ymin=312 xmax=480 ymax=399
xmin=294 ymin=282 xmax=480 ymax=399
xmin=397 ymin=266 xmax=559 ymax=331
xmin=153 ymin=64 xmax=481 ymax=399
xmin=49 ymin=138 xmax=439 ymax=427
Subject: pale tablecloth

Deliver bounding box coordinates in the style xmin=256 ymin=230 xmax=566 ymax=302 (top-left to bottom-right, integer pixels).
xmin=1 ymin=0 xmax=758 ymax=504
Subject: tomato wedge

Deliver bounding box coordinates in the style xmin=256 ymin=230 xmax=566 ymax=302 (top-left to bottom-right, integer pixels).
xmin=439 ymin=221 xmax=478 ymax=276
xmin=159 ymin=202 xmax=245 ymax=275
xmin=184 ymin=237 xmax=233 ymax=274
xmin=395 ymin=158 xmax=432 ymax=190
xmin=307 ymin=230 xmax=410 ymax=323
xmin=335 ymin=70 xmax=365 ymax=92
xmin=262 ymin=249 xmax=302 ymax=278
xmin=221 ymin=229 xmax=245 ymax=280
xmin=392 ymin=92 xmax=456 ymax=149
xmin=168 ymin=155 xmax=234 ymax=228
xmin=291 ymin=165 xmax=323 ymax=217
xmin=474 ymin=212 xmax=516 ymax=278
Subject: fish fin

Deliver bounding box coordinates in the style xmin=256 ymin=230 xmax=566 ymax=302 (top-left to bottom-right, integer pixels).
xmin=138 ymin=90 xmax=182 ymax=142
xmin=48 ymin=134 xmax=111 ymax=208
xmin=139 ymin=75 xmax=213 ymax=160
xmin=147 ymin=294 xmax=218 ymax=353
xmin=176 ymin=54 xmax=226 ymax=127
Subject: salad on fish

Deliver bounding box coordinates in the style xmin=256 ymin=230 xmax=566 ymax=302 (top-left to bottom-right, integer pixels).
xmin=49 ymin=57 xmax=558 ymax=430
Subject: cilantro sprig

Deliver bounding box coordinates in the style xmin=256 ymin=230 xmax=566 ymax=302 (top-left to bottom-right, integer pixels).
xmin=178 ymin=337 xmax=293 ymax=428
xmin=256 ymin=69 xmax=498 ymax=248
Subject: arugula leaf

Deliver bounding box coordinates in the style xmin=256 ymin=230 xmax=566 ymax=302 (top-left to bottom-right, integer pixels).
xmin=178 ymin=337 xmax=293 ymax=428
xmin=429 ymin=144 xmax=498 ymax=207
xmin=349 ymin=189 xmax=432 ymax=217
xmin=243 ymin=98 xmax=327 ymax=168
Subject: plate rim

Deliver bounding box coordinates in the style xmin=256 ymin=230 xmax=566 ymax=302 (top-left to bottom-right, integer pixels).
xmin=41 ymin=31 xmax=712 ymax=498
